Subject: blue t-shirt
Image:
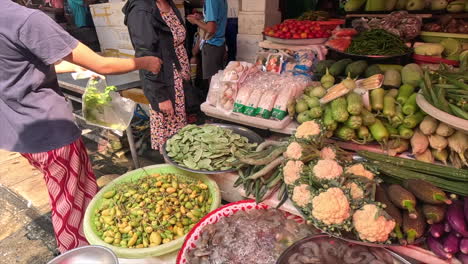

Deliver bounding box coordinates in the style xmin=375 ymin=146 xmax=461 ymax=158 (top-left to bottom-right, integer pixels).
xmin=0 ymin=0 xmax=81 ymax=153
xmin=204 ymin=0 xmax=228 ymax=47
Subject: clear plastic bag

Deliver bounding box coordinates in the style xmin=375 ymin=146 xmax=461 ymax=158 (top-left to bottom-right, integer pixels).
xmin=82 ymin=78 xmax=136 ymax=131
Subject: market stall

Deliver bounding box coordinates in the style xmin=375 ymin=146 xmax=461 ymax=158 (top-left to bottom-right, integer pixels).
xmin=73 ymin=1 xmax=468 ymax=264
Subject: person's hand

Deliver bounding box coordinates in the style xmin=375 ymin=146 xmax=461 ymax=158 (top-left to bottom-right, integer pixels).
xmin=186 ymin=15 xmax=200 ymax=25
xmin=139 ymin=56 xmax=163 ymax=74
xmin=159 ymin=100 xmax=174 ymax=116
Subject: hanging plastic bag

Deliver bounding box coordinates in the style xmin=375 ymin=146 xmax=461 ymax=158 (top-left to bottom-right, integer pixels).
xmin=82 ymin=78 xmax=136 ymax=131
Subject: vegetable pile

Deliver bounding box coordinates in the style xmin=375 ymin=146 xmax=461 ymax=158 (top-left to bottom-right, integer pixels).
xmin=165 ymin=124 xmax=257 ymax=171
xmin=93 ymin=173 xmax=213 ymax=248
xmin=346 ymin=29 xmax=412 ymax=56
xmin=426 ymin=197 xmax=468 ymax=261
xmin=413 ymin=116 xmax=468 ymax=168
xmin=421 ymin=65 xmax=468 ymax=120
xmin=237 ymin=121 xmax=399 ymax=244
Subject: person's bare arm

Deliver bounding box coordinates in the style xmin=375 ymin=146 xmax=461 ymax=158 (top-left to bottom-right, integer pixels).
xmin=62 ymin=42 xmax=162 ymax=75
xmin=187 ymin=16 xmax=217 ymax=38
xmin=54 ymin=60 xmax=84 ymax=74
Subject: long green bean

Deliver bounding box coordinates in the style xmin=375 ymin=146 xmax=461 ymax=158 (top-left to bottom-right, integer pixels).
xmin=346 ymin=29 xmax=411 ymax=56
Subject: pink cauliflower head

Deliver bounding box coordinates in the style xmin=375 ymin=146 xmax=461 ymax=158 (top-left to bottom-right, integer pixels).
xmin=292 ymin=184 xmax=312 ymax=207
xmin=285 ymin=142 xmax=303 ymax=160
xmin=320 ymin=147 xmax=336 ymax=160
xmin=283 ymin=160 xmax=304 ymax=185
xmin=353 ymin=204 xmax=396 ymax=243
xmin=345 ymin=164 xmax=375 ymax=180
xmin=311 ymin=187 xmax=351 ymax=225
xmin=345 ymin=182 xmax=364 ymax=200
xmin=313 ymin=159 xmax=343 ymax=180
xmin=295 ymin=120 xmax=321 ymax=139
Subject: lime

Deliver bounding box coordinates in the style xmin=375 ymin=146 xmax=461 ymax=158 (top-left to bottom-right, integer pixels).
xmin=440 ymin=38 xmax=461 ymax=57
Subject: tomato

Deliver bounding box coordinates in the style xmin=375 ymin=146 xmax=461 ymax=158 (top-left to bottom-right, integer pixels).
xmin=300 ymin=32 xmax=308 ymax=39
xmin=274 ymin=32 xmax=281 ymax=38
xmin=285 ymin=32 xmax=292 ymax=39
xmin=308 ymin=33 xmax=316 ymax=38
xmin=293 ymin=33 xmax=300 ymax=39
xmin=281 ymin=26 xmax=289 ymax=32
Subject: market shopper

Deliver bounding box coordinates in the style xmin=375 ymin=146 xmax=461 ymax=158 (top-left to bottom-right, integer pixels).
xmin=124 ymin=0 xmax=191 ymax=152
xmin=187 ymin=0 xmax=228 ymax=81
xmin=0 ymin=0 xmax=162 ymax=253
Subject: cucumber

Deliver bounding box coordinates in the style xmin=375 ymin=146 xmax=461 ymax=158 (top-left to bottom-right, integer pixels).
xmin=361 ymin=108 xmax=376 ymax=126
xmin=345 ymin=60 xmax=368 ymax=78
xmin=365 ymin=64 xmax=383 ymax=78
xmin=323 ymin=105 xmax=337 ymax=131
xmin=329 ymin=59 xmax=353 ymax=77
xmin=314 ymin=60 xmax=336 ymax=76
xmin=346 ymin=92 xmax=363 ymax=116
xmin=330 ymin=97 xmax=349 ymax=123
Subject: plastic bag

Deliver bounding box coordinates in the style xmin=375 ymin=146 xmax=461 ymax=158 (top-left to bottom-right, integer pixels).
xmin=82 ymin=78 xmax=136 ymax=131
xmin=206 ymin=71 xmax=222 ymax=106
xmin=256 ymin=89 xmax=278 ymax=119
xmin=233 ymin=80 xmax=254 ymax=113
xmin=216 ymin=81 xmax=238 ymax=114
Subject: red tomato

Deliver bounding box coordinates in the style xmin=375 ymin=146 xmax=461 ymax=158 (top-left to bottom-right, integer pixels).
xmin=281 ymin=26 xmax=289 ymax=32
xmin=300 ymin=32 xmax=308 ymax=39
xmin=286 ymin=32 xmax=292 ymax=39
xmin=274 ymin=32 xmax=281 ymax=38
xmin=293 ymin=33 xmax=300 ymax=39
xmin=308 ymin=33 xmax=316 ymax=38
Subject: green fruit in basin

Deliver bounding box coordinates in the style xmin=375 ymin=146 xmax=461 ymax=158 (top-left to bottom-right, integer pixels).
xmin=446 ymin=0 xmax=465 ymax=12
xmin=406 ymin=0 xmax=425 ymax=10
xmin=431 ymin=0 xmax=448 ymax=10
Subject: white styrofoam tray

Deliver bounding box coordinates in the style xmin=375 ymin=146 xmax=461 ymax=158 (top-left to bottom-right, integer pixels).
xmin=200 ymin=102 xmax=292 ymax=131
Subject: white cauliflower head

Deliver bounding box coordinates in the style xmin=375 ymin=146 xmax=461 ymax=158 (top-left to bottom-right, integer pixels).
xmin=313 ymin=159 xmax=343 ymax=180
xmin=311 ymin=187 xmax=351 ymax=225
xmin=285 ymin=142 xmax=303 ymax=160
xmin=345 ymin=182 xmax=364 ymax=200
xmin=320 ymin=147 xmax=336 ymax=160
xmin=292 ymin=184 xmax=312 ymax=207
xmin=295 ymin=120 xmax=321 ymax=139
xmin=345 ymin=164 xmax=375 ymax=180
xmin=353 ymin=204 xmax=396 ymax=243
xmin=283 ymin=160 xmax=304 ymax=185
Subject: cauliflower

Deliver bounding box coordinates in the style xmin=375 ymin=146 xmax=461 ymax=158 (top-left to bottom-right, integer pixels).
xmin=285 ymin=142 xmax=303 ymax=160
xmin=292 ymin=184 xmax=311 ymax=207
xmin=353 ymin=204 xmax=396 ymax=243
xmin=320 ymin=146 xmax=336 ymax=160
xmin=283 ymin=160 xmax=304 ymax=185
xmin=311 ymin=187 xmax=351 ymax=225
xmin=345 ymin=164 xmax=374 ymax=180
xmin=345 ymin=182 xmax=364 ymax=200
xmin=312 ymin=160 xmax=343 ymax=180
xmin=295 ymin=120 xmax=321 ymax=139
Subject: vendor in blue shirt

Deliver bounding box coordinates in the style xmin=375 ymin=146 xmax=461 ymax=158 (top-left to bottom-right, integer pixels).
xmin=187 ymin=0 xmax=227 ymax=81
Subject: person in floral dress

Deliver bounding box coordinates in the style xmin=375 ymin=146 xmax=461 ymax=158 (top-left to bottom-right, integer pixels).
xmin=124 ymin=0 xmax=191 ymax=151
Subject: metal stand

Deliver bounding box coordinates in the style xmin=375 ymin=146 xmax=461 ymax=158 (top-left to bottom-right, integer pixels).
xmin=126 ymin=125 xmax=140 ymax=169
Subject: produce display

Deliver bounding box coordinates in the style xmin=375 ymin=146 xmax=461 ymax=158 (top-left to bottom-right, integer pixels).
xmin=263 ymin=19 xmax=336 ymax=40
xmin=423 ymin=16 xmax=468 ymax=34
xmin=413 ymin=116 xmax=468 ymax=167
xmin=420 ymin=65 xmax=468 ymax=120
xmin=351 ymin=11 xmax=422 ymax=41
xmin=185 ymin=207 xmax=314 ymax=264
xmin=279 ymin=235 xmax=402 ymax=264
xmin=426 ymin=198 xmax=468 ymax=261
xmin=165 ymin=124 xmax=257 ymax=171
xmin=344 ymin=0 xmax=467 ymax=12
xmin=93 ymin=173 xmax=213 ymax=248
xmin=345 ymin=29 xmax=412 ymax=56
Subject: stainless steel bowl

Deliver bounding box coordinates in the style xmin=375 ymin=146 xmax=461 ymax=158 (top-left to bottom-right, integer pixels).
xmin=161 ymin=123 xmax=264 ymax=174
xmin=47 ymin=245 xmax=119 ymax=264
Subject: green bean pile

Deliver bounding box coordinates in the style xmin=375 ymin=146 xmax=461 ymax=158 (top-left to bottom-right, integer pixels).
xmin=346 ymin=29 xmax=412 ymax=56
xmin=94 ymin=173 xmax=212 ymax=248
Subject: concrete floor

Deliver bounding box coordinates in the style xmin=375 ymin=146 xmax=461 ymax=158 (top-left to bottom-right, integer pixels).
xmin=0 ymin=138 xmax=159 ymax=264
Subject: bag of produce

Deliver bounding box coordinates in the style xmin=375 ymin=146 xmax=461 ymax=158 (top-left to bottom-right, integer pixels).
xmin=272 ymin=86 xmax=294 ymax=120
xmin=206 ymin=71 xmax=222 ymax=106
xmin=256 ymin=89 xmax=279 ymax=119
xmin=216 ymin=81 xmax=238 ymax=114
xmin=243 ymin=87 xmax=264 ymax=116
xmin=233 ymin=80 xmax=254 ymax=113
xmin=82 ymin=77 xmax=136 ymax=131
